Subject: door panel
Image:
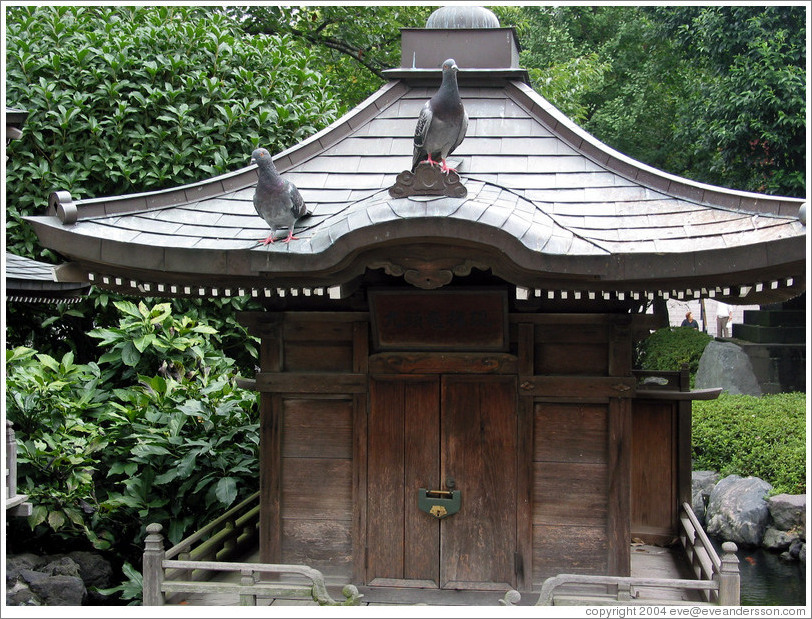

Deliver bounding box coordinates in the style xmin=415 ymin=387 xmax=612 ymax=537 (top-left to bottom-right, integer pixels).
xmin=367 ymin=374 xmax=517 ymax=590
xmin=441 ymin=376 xmax=517 ymax=589
xmin=368 ymin=377 xmax=439 ymax=586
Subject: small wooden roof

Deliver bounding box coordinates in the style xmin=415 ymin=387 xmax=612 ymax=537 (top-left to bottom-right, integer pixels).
xmin=4 ymin=253 xmax=90 ymax=303
xmin=6 ymin=107 xmax=90 ymax=304
xmin=25 ymin=19 xmax=806 ymax=307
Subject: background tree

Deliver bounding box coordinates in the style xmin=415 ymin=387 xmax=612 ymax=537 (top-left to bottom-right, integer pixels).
xmin=234 ymin=5 xmax=433 ymax=108
xmin=651 ymin=5 xmax=806 ymax=195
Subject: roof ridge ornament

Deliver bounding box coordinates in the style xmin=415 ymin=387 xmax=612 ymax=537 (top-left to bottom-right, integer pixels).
xmin=388 ymin=162 xmax=467 ymax=199
xmin=49 ymin=190 xmax=77 ymax=225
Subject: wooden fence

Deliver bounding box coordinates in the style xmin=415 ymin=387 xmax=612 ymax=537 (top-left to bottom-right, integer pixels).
xmin=502 ymin=502 xmax=739 ymax=606
xmin=141 ymin=491 xmax=361 ymax=606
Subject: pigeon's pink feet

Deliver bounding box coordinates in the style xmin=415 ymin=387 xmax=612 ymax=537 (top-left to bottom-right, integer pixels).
xmin=424 ymin=154 xmax=440 ymax=168
xmin=261 ymin=235 xmax=276 ymax=245
xmin=282 ymin=233 xmax=299 ymax=244
xmin=440 ymin=159 xmax=457 ymax=173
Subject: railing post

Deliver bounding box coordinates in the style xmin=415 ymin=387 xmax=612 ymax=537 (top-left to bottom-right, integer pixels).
xmin=6 ymin=420 xmax=17 ymax=499
xmin=221 ymin=520 xmax=236 ymax=560
xmin=717 ymin=542 xmax=740 ymax=606
xmin=239 ymin=568 xmax=257 ymax=606
xmin=143 ymin=523 xmax=166 ymax=605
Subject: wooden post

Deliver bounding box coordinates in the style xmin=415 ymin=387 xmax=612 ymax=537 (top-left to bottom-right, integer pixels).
xmin=239 ymin=568 xmax=256 ymax=605
xmin=6 ymin=421 xmax=17 ymax=499
xmin=142 ymin=523 xmax=166 ymax=605
xmin=717 ymin=541 xmax=740 ymax=606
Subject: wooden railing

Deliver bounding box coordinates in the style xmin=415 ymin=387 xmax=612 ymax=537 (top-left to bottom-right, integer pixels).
xmin=142 ymin=492 xmax=362 ymax=606
xmin=164 ymin=491 xmax=260 ymax=568
xmin=679 ymin=502 xmax=740 ymax=605
xmin=5 ymin=421 xmax=32 ymax=517
xmin=503 ymin=503 xmax=739 ymax=607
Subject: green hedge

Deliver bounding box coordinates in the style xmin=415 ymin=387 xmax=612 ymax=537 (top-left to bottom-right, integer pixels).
xmin=635 ymin=326 xmax=713 ymax=376
xmin=692 ymin=392 xmax=806 ymax=494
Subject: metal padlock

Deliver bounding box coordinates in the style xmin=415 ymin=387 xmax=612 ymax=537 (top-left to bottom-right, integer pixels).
xmin=418 ymin=488 xmax=461 ymax=519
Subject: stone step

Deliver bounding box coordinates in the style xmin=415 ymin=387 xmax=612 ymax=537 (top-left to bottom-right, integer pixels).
xmin=732 ymin=323 xmax=805 ymax=344
xmin=742 ymin=309 xmax=806 ymax=327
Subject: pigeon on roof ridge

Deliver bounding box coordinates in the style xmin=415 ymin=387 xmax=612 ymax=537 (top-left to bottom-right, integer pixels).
xmin=411 ymin=58 xmax=468 ymax=174
xmin=251 ymin=147 xmax=309 ymax=245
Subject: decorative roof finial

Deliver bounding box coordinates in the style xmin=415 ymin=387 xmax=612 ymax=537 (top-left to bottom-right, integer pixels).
xmin=426 ymin=6 xmax=500 ymax=29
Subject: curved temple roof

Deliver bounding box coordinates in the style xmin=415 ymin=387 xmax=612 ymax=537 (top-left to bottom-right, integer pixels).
xmin=25 ymin=29 xmax=806 ymax=307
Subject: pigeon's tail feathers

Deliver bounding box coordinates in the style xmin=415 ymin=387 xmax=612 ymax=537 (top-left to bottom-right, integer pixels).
xmin=411 ymin=147 xmax=428 ymax=172
xmin=288 ymin=184 xmax=308 ymax=219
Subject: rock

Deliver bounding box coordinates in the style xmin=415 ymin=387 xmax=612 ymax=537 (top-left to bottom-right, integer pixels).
xmin=799 ymin=544 xmax=806 ymax=563
xmin=789 ymin=538 xmax=804 ymax=558
xmin=26 ymin=574 xmax=86 ymax=606
xmin=706 ymin=474 xmax=773 ymax=546
xmin=691 ymin=471 xmax=720 ymax=526
xmin=6 ymin=579 xmax=40 ymax=606
xmin=767 ymin=494 xmax=806 ymax=534
xmin=41 ymin=556 xmax=82 ymax=578
xmin=5 ymin=552 xmax=109 ymax=606
xmin=5 ymin=553 xmax=41 ymax=584
xmin=67 ymin=551 xmax=114 ymax=590
xmin=762 ymin=527 xmax=799 ymax=551
xmin=695 ymin=341 xmax=762 ymax=395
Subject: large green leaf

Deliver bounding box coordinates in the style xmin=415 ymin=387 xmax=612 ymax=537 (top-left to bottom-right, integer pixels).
xmin=214 ymin=476 xmax=238 ymax=506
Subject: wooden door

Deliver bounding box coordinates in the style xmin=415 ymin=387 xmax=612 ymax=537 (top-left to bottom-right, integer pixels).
xmin=367 ymin=375 xmax=517 ymax=590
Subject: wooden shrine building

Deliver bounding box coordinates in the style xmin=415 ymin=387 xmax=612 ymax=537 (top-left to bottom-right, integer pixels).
xmin=26 ymin=7 xmax=806 ymax=597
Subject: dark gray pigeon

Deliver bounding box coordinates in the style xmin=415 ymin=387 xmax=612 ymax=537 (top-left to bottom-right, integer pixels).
xmin=411 ymin=58 xmax=468 ymax=173
xmin=251 ymin=147 xmax=308 ymax=244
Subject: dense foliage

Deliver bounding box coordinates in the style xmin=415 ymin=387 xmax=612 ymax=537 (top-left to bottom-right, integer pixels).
xmin=634 ymin=326 xmax=714 ymax=380
xmin=693 ymin=393 xmax=806 ymax=495
xmin=5 ymin=5 xmax=343 ymax=258
xmin=653 ymin=6 xmax=806 ymax=195
xmin=5 ymin=301 xmax=259 ymax=567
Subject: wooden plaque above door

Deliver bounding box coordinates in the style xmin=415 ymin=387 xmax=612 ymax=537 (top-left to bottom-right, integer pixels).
xmin=368 ymin=289 xmax=509 ymax=352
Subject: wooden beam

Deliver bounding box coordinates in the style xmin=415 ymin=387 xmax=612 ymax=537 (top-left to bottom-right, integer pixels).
xmin=607 ymin=397 xmax=632 ymax=576
xmin=260 ymin=394 xmax=282 ymax=565
xmin=635 ymin=388 xmax=722 ymax=401
xmin=518 ymin=376 xmax=636 ymax=399
xmin=255 ymin=373 xmax=368 ymax=394
xmin=369 ymin=352 xmax=517 ymax=375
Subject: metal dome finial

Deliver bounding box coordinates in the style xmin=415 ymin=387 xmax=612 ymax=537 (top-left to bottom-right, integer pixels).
xmin=426 ymin=6 xmax=500 ymax=29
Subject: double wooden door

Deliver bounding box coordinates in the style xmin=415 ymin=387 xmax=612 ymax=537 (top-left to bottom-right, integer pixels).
xmin=367 ymin=374 xmax=517 ymax=590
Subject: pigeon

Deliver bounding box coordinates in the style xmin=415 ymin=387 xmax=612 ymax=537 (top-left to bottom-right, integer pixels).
xmin=411 ymin=58 xmax=468 ymax=173
xmin=250 ymin=147 xmax=308 ymax=244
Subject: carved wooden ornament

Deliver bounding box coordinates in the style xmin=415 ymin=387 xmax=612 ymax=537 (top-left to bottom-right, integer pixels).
xmin=388 ymin=162 xmax=467 ymax=198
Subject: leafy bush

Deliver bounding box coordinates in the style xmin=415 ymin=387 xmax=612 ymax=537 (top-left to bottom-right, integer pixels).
xmin=5 ymin=301 xmax=259 ymax=563
xmin=6 ymin=346 xmax=116 ymax=551
xmin=5 ymin=5 xmax=342 ymax=257
xmin=692 ymin=392 xmax=806 ymax=494
xmin=635 ymin=326 xmax=713 ymax=379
